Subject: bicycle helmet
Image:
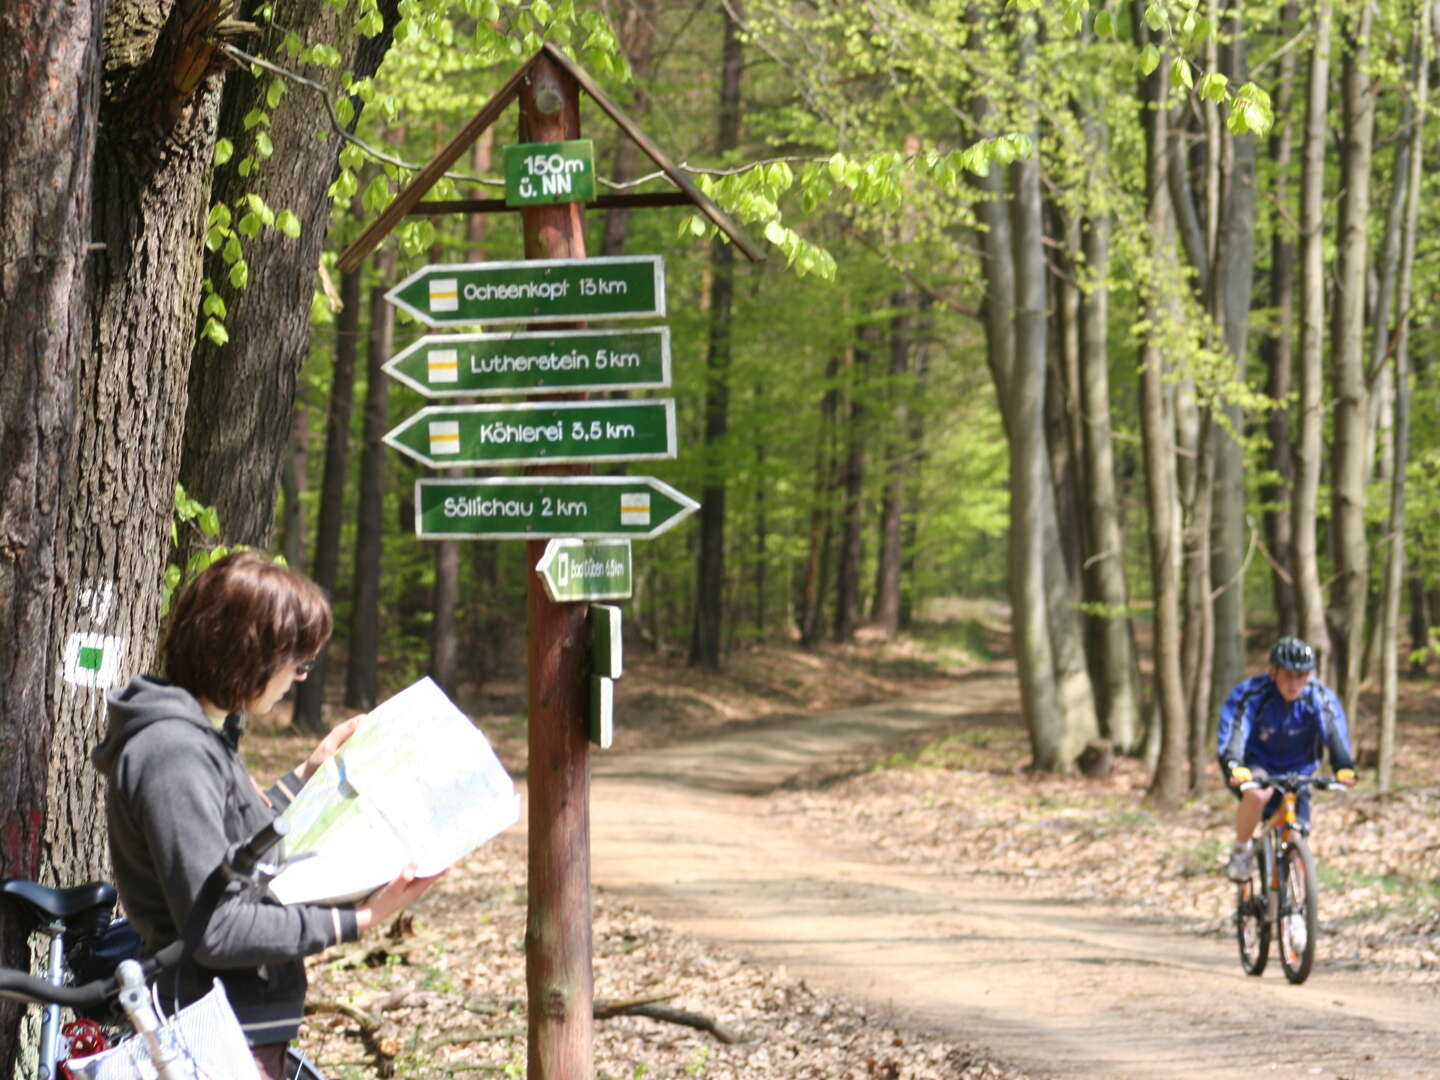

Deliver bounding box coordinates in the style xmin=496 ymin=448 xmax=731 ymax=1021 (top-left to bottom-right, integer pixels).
xmin=1269 ymin=635 xmax=1316 ymax=673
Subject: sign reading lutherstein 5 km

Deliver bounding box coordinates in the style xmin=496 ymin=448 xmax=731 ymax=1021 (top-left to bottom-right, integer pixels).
xmin=384 ymin=399 xmax=676 ymax=469
xmin=384 ymin=327 xmax=670 ymax=397
xmin=385 ymin=255 xmax=664 ymax=327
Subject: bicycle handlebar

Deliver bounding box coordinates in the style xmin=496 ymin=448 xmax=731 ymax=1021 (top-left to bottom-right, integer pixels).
xmin=1238 ymin=772 xmax=1348 ymax=793
xmin=0 ymin=819 xmax=290 ymax=1011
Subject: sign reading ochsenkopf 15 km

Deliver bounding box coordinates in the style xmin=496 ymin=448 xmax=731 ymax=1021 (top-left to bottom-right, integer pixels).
xmin=384 ymin=399 xmax=677 ymax=469
xmin=385 ymin=256 xmax=664 ymax=327
xmin=384 ymin=327 xmax=671 ymax=397
xmin=414 ymin=477 xmax=699 ymax=540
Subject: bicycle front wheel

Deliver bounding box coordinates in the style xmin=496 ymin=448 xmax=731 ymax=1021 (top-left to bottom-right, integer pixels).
xmin=1278 ymin=835 xmax=1318 ymax=984
xmin=1236 ymin=840 xmax=1270 ymax=976
xmin=285 ymin=1047 xmax=328 ymax=1080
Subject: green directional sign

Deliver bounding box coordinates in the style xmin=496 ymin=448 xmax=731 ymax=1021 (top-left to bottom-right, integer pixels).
xmin=386 ymin=256 xmax=664 ymax=327
xmin=536 ymin=539 xmax=633 ymax=603
xmin=504 ymin=139 xmax=596 ymax=206
xmin=384 ymin=327 xmax=671 ymax=398
xmin=385 ymin=399 xmax=676 ymax=468
xmin=414 ymin=476 xmax=699 ymax=540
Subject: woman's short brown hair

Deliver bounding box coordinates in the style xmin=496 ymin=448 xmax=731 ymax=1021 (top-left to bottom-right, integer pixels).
xmin=162 ymin=551 xmax=332 ymax=712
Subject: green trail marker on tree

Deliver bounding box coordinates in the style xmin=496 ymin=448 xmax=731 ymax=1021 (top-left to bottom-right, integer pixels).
xmin=384 ymin=399 xmax=676 ymax=468
xmin=536 ymin=538 xmax=633 ymax=603
xmin=384 ymin=327 xmax=670 ymax=397
xmin=385 ymin=255 xmax=664 ymax=327
xmin=413 ymin=476 xmax=699 ymax=540
xmin=504 ymin=139 xmax=596 ymax=205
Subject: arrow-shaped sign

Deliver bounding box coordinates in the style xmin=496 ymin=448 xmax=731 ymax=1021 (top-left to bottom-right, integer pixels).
xmin=384 ymin=327 xmax=671 ymax=398
xmin=386 ymin=255 xmax=664 ymax=327
xmin=384 ymin=399 xmax=676 ymax=469
xmin=414 ymin=476 xmax=699 ymax=540
xmin=536 ymin=538 xmax=633 ymax=603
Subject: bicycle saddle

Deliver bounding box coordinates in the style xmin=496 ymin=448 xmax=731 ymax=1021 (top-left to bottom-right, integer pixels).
xmin=0 ymin=879 xmax=116 ymax=924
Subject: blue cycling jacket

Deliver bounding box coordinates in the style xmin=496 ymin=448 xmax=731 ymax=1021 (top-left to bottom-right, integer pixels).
xmin=1216 ymin=672 xmax=1355 ymax=776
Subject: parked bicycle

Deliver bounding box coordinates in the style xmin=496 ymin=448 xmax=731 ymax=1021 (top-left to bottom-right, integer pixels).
xmin=1 ymin=820 xmax=325 ymax=1079
xmin=1233 ymin=772 xmax=1346 ymax=985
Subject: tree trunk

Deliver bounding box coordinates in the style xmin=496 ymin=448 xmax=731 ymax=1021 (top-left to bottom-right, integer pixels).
xmin=598 ymin=0 xmax=659 ymax=256
xmin=291 ymin=264 xmax=361 ymax=733
xmin=1078 ymin=200 xmax=1141 ymax=753
xmin=869 ymin=292 xmax=910 ymax=637
xmin=177 ymin=1 xmax=397 ymax=553
xmin=1378 ymin=15 xmax=1428 ymax=793
xmin=1293 ymin=0 xmax=1335 ymax=677
xmin=690 ymin=5 xmax=742 ymax=669
xmin=345 ymin=246 xmax=394 ymax=712
xmin=834 ymin=335 xmax=868 ymax=644
xmin=1208 ymin=9 xmax=1257 ymax=728
xmin=798 ymin=356 xmax=840 ymax=646
xmin=279 ymin=400 xmax=308 ymax=568
xmin=1260 ymin=0 xmax=1300 ymax=636
xmin=1329 ymin=0 xmax=1375 ymax=718
xmin=0 ymin=0 xmax=101 ymax=1061
xmin=1134 ymin=12 xmax=1188 ymax=805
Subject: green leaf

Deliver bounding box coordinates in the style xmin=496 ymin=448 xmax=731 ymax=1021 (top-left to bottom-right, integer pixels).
xmin=228 ymin=259 xmax=249 ymax=290
xmin=1094 ymin=10 xmax=1114 ymax=36
xmin=238 ymin=211 xmax=263 ymax=238
xmin=198 ymin=506 xmax=221 ymax=538
xmin=763 ymin=220 xmax=788 ymax=246
xmin=1144 ymin=4 xmax=1166 ymax=32
xmin=202 ymin=317 xmax=229 ymax=346
xmin=277 ymin=210 xmax=301 ymax=238
xmin=1172 ymin=57 xmax=1193 ymax=90
xmin=202 ymin=292 xmax=227 ymax=318
xmin=1199 ymin=71 xmax=1229 ymax=101
xmin=1138 ymin=43 xmax=1160 ymax=77
xmin=214 ymin=138 xmax=234 ymax=166
xmin=255 ymin=132 xmax=274 ymax=159
xmin=266 ymin=78 xmax=286 ymax=109
xmin=243 ymin=108 xmax=268 ymax=131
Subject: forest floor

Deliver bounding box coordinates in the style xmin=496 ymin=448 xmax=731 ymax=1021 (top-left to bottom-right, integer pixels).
xmin=243 ymin=603 xmax=1440 ymax=1080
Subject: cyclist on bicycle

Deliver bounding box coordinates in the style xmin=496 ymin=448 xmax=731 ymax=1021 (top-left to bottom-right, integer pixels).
xmin=1218 ymin=635 xmax=1357 ymax=881
xmin=92 ymin=552 xmax=439 ymax=1079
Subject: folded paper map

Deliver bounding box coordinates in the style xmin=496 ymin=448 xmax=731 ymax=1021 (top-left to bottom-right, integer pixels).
xmin=267 ymin=677 xmax=521 ymax=905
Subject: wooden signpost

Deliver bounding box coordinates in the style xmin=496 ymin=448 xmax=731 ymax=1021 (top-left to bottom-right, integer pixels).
xmin=339 ymin=42 xmax=760 ymax=1080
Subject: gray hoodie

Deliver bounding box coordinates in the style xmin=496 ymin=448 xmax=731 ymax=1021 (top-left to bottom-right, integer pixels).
xmin=94 ymin=675 xmax=358 ymax=1045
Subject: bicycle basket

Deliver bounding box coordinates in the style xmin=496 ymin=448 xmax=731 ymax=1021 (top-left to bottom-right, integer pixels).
xmin=61 ymin=979 xmax=260 ymax=1080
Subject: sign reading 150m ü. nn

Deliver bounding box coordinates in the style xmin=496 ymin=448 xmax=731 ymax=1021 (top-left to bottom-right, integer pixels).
xmin=385 ymin=256 xmax=664 ymax=327
xmin=504 ymin=139 xmax=596 ymax=206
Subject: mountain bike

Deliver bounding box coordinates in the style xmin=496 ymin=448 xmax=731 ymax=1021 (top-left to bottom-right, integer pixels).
xmin=1 ymin=820 xmax=326 ymax=1079
xmin=1233 ymin=773 xmax=1346 ymax=985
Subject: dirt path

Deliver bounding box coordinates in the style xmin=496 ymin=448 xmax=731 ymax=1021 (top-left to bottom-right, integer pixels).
xmin=589 ymin=672 xmax=1440 ymax=1079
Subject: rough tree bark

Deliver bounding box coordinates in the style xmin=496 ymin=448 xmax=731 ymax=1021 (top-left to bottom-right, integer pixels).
xmin=0 ymin=0 xmax=103 ymax=1064
xmin=690 ymin=3 xmax=742 ymax=668
xmin=1292 ymin=0 xmax=1335 ymax=678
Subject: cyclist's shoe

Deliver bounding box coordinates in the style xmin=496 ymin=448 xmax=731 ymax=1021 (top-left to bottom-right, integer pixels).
xmin=1226 ymin=842 xmax=1254 ymax=882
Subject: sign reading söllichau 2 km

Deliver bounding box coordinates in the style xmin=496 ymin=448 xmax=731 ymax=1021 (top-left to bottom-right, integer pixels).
xmin=385 ymin=256 xmax=664 ymax=327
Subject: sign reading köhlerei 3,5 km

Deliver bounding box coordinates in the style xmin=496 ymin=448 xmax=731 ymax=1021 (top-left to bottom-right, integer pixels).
xmin=414 ymin=476 xmax=699 ymax=540
xmin=386 ymin=255 xmax=664 ymax=327
xmin=384 ymin=327 xmax=671 ymax=397
xmin=384 ymin=399 xmax=676 ymax=468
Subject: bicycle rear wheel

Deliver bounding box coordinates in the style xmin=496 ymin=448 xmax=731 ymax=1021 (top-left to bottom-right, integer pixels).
xmin=285 ymin=1046 xmax=328 ymax=1080
xmin=1278 ymin=835 xmax=1318 ymax=984
xmin=1236 ymin=840 xmax=1270 ymax=976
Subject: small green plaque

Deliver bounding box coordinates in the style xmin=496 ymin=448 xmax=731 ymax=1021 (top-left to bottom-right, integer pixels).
xmin=590 ymin=675 xmax=614 ymax=749
xmin=588 ymin=603 xmax=623 ymax=678
xmin=537 ymin=540 xmax=633 ymax=603
xmin=504 ymin=139 xmax=596 ymax=206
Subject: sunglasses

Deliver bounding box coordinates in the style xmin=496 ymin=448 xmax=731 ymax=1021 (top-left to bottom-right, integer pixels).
xmin=294 ymin=658 xmax=318 ymax=676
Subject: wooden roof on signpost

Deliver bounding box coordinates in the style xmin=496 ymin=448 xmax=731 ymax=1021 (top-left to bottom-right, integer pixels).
xmin=336 ymin=42 xmax=764 ymax=274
